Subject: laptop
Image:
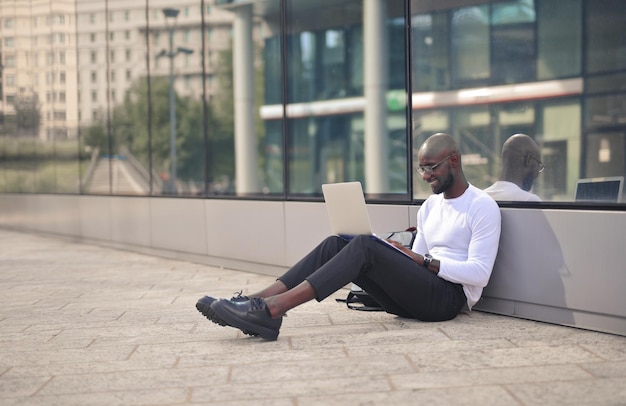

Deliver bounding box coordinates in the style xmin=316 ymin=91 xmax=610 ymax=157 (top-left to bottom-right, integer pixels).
xmin=574 ymin=176 xmax=624 ymax=203
xmin=322 ymin=181 xmax=374 ymax=236
xmin=321 ymin=181 xmax=412 ymax=258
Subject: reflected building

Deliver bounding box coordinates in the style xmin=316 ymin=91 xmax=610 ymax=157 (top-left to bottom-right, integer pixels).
xmin=0 ymin=0 xmax=251 ymax=140
xmin=0 ymin=0 xmax=625 ymax=201
xmin=0 ymin=0 xmax=78 ymax=140
xmin=245 ymin=0 xmax=621 ymax=200
xmin=74 ymin=0 xmax=246 ymax=128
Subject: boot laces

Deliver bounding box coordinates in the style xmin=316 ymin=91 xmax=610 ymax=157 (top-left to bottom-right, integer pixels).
xmin=231 ymin=291 xmax=249 ymax=302
xmin=249 ymin=297 xmax=266 ymax=311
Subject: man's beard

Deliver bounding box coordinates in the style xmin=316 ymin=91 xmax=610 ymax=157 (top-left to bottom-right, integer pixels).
xmin=431 ymin=172 xmax=454 ymax=195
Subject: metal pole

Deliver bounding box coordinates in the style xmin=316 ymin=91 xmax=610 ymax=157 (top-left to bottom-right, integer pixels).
xmin=168 ymin=27 xmax=177 ymax=192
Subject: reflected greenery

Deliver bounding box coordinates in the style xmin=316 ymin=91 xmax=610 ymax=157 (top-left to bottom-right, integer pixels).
xmin=0 ymin=136 xmax=82 ymax=193
xmin=80 ymin=47 xmax=239 ymax=195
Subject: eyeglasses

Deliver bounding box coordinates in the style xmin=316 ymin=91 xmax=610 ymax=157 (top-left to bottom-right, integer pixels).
xmin=529 ymin=156 xmax=545 ymax=173
xmin=416 ymin=154 xmax=455 ymax=176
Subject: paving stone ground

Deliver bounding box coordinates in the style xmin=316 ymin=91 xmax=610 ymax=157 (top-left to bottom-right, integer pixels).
xmin=0 ymin=229 xmax=625 ymax=405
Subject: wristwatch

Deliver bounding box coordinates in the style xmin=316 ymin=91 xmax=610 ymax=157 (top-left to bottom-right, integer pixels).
xmin=423 ymin=253 xmax=433 ymax=268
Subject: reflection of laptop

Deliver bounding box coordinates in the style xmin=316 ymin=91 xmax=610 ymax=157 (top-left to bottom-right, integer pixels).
xmin=575 ymin=176 xmax=624 ymax=203
xmin=321 ymin=181 xmax=412 ymax=258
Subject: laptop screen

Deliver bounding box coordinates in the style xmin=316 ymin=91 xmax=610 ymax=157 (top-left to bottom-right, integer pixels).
xmin=575 ymin=177 xmax=624 ymax=203
xmin=321 ymin=182 xmax=373 ymax=236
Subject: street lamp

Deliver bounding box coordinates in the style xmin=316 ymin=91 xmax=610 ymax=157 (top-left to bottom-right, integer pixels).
xmin=158 ymin=7 xmax=194 ymax=193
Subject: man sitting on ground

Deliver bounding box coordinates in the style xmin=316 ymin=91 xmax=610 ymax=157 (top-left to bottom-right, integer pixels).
xmin=196 ymin=133 xmax=502 ymax=341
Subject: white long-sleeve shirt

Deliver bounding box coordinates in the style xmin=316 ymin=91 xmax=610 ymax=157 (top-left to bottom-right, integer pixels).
xmin=484 ymin=180 xmax=541 ymax=201
xmin=412 ymin=184 xmax=501 ymax=309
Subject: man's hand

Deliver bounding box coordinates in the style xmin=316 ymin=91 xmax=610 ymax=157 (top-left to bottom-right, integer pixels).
xmin=385 ymin=239 xmax=417 ymax=261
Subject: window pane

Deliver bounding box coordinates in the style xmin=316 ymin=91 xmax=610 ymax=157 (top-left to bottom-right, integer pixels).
xmin=537 ymin=0 xmax=582 ymax=80
xmin=454 ymin=106 xmax=493 ymax=189
xmin=147 ymin=3 xmax=204 ymax=196
xmin=0 ymin=3 xmax=80 ymax=194
xmin=286 ymin=31 xmax=316 ymax=104
xmin=284 ymin=0 xmax=408 ymax=196
xmin=584 ymin=131 xmax=625 ymax=179
xmin=412 ymin=13 xmax=450 ymax=91
xmin=491 ymin=0 xmax=536 ymax=84
xmin=451 ymin=5 xmax=490 ymax=85
xmin=537 ymin=100 xmax=581 ymax=200
xmin=585 ymin=94 xmax=626 ymax=129
xmin=220 ymin=0 xmax=282 ymax=196
xmin=5 ymin=138 xmax=36 ymax=192
xmin=77 ymin=1 xmax=110 ymax=194
xmin=586 ymin=0 xmax=626 ymax=74
xmin=264 ymin=36 xmax=282 ymax=105
xmin=584 ymin=95 xmax=626 ymax=201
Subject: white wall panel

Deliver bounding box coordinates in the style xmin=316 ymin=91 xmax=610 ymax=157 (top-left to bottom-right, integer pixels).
xmin=150 ymin=198 xmax=207 ymax=255
xmin=368 ymin=204 xmax=413 ymax=234
xmin=477 ymin=208 xmax=626 ymax=335
xmin=79 ymin=196 xmax=112 ymax=241
xmin=0 ymin=195 xmax=31 ymax=230
xmin=481 ymin=209 xmax=626 ymax=316
xmin=110 ymin=197 xmax=151 ymax=247
xmin=205 ymin=200 xmax=286 ymax=265
xmin=36 ymin=195 xmax=81 ymax=236
xmin=284 ymin=201 xmax=330 ymax=266
xmin=549 ymin=210 xmax=626 ymax=316
xmin=409 ymin=205 xmax=420 ymax=229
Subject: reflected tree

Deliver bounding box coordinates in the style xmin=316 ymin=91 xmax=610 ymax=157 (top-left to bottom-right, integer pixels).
xmin=79 ymin=43 xmax=265 ymax=194
xmin=209 ymin=45 xmax=266 ymax=193
xmin=5 ymin=93 xmax=42 ymax=138
xmin=80 ymin=75 xmax=234 ymax=191
xmin=208 ymin=47 xmax=236 ymax=192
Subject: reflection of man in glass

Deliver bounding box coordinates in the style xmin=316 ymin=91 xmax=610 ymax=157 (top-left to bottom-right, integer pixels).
xmin=485 ymin=133 xmax=543 ymax=201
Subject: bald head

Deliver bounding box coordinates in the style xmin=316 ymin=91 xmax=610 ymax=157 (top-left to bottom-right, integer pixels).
xmin=502 ymin=134 xmax=540 ymax=160
xmin=418 ymin=133 xmax=459 ymax=159
xmin=500 ymin=134 xmax=542 ymax=191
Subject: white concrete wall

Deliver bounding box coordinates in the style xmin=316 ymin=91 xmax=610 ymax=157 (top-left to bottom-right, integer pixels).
xmin=0 ymin=194 xmax=624 ymax=336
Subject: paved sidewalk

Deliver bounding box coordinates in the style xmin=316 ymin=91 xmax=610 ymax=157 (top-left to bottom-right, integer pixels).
xmin=0 ymin=229 xmax=625 ymax=405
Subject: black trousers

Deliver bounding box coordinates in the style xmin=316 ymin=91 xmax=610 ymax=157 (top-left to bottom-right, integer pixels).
xmin=278 ymin=235 xmax=466 ymax=322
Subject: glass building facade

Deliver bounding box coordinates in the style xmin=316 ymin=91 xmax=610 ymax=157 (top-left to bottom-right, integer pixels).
xmin=1 ymin=0 xmax=626 ymax=205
